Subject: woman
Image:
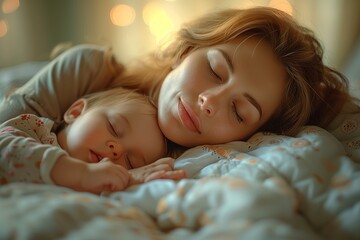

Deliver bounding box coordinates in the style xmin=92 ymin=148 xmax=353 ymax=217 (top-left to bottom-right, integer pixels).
xmin=0 ymin=7 xmax=356 ymax=153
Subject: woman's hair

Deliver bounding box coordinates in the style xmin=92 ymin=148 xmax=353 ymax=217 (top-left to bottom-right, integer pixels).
xmin=112 ymin=6 xmax=357 ymax=137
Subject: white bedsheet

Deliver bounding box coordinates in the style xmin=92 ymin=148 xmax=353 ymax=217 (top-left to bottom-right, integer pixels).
xmin=0 ymin=126 xmax=359 ymax=240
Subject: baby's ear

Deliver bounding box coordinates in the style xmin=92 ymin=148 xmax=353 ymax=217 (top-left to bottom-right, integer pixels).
xmin=64 ymin=99 xmax=87 ymax=123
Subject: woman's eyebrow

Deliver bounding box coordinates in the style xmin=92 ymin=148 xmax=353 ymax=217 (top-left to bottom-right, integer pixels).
xmin=244 ymin=93 xmax=262 ymax=120
xmin=216 ymin=48 xmax=234 ymax=73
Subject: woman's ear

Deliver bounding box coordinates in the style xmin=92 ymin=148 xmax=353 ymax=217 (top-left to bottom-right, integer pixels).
xmin=64 ymin=99 xmax=87 ymax=123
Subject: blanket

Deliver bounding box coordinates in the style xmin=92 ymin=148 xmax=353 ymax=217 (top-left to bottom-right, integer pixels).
xmin=0 ymin=126 xmax=359 ymax=240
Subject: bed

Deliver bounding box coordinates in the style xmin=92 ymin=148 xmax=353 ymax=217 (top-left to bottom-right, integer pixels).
xmin=0 ymin=46 xmax=360 ymax=240
xmin=0 ymin=122 xmax=359 ymax=239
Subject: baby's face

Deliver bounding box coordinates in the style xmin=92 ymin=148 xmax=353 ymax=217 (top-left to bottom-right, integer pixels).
xmin=62 ymin=100 xmax=166 ymax=169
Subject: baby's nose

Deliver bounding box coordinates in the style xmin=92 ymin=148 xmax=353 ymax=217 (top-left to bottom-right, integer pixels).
xmin=106 ymin=141 xmax=123 ymax=160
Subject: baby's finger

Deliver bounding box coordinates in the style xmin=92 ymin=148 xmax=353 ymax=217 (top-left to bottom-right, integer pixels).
xmin=163 ymin=170 xmax=186 ymax=181
xmin=151 ymin=164 xmax=173 ymax=172
xmin=104 ymin=176 xmax=128 ymax=192
xmin=144 ymin=170 xmax=166 ymax=182
xmin=144 ymin=170 xmax=186 ymax=182
xmin=151 ymin=157 xmax=175 ymax=167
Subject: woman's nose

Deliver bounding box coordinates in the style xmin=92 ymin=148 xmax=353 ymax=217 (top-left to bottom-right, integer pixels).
xmin=198 ymin=94 xmax=214 ymax=116
xmin=198 ymin=88 xmax=225 ymax=116
xmin=106 ymin=140 xmax=124 ymax=160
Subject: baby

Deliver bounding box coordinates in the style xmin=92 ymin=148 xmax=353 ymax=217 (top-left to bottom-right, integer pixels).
xmin=0 ymin=88 xmax=185 ymax=194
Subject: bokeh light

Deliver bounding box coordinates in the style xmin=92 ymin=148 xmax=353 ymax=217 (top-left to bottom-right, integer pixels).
xmin=143 ymin=2 xmax=164 ymax=26
xmin=2 ymin=0 xmax=20 ymax=14
xmin=268 ymin=0 xmax=293 ymax=15
xmin=236 ymin=0 xmax=263 ymax=9
xmin=110 ymin=4 xmax=136 ymax=27
xmin=143 ymin=2 xmax=174 ymax=40
xmin=0 ymin=20 xmax=8 ymax=38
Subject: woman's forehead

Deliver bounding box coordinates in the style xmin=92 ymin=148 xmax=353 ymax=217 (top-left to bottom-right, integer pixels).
xmin=219 ymin=36 xmax=273 ymax=56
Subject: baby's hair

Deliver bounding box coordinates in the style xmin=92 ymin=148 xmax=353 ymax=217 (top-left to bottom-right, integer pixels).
xmin=83 ymin=87 xmax=156 ymax=114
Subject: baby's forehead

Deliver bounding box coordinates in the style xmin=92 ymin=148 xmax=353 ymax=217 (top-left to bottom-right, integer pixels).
xmin=114 ymin=98 xmax=156 ymax=113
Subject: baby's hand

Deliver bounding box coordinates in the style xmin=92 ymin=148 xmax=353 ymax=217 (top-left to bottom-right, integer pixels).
xmin=128 ymin=157 xmax=186 ymax=186
xmin=79 ymin=158 xmax=130 ymax=194
xmin=143 ymin=169 xmax=186 ymax=182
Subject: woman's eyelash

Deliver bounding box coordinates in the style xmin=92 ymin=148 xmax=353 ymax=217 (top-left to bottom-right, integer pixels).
xmin=232 ymin=103 xmax=243 ymax=123
xmin=208 ymin=62 xmax=221 ymax=80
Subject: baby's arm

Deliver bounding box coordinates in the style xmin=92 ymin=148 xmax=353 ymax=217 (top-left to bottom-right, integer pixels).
xmin=0 ymin=114 xmax=70 ymax=185
xmin=128 ymin=158 xmax=186 ymax=186
xmin=0 ymin=114 xmax=130 ymax=194
xmin=51 ymin=157 xmax=130 ymax=194
xmin=51 ymin=157 xmax=186 ymax=194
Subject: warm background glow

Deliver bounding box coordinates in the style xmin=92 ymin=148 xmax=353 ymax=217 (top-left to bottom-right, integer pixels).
xmin=269 ymin=0 xmax=293 ymax=15
xmin=0 ymin=20 xmax=8 ymax=38
xmin=0 ymin=0 xmax=359 ymax=78
xmin=143 ymin=2 xmax=174 ymax=41
xmin=110 ymin=4 xmax=136 ymax=27
xmin=1 ymin=0 xmax=19 ymax=14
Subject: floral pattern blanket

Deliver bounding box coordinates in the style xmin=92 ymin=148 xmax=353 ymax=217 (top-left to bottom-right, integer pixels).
xmin=0 ymin=125 xmax=359 ymax=240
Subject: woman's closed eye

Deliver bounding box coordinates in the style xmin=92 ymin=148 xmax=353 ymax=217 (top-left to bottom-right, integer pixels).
xmin=209 ymin=63 xmax=222 ymax=82
xmin=207 ymin=49 xmax=230 ymax=84
xmin=232 ymin=102 xmax=244 ymax=123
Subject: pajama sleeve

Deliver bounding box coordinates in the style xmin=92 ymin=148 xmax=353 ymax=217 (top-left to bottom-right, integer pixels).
xmin=0 ymin=44 xmax=123 ymax=129
xmin=0 ymin=114 xmax=68 ymax=185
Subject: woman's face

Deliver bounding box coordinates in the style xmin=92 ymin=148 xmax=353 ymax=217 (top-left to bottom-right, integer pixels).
xmin=158 ymin=37 xmax=287 ymax=147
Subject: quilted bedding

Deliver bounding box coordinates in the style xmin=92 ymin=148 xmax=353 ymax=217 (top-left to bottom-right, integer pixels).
xmin=0 ymin=124 xmax=359 ymax=240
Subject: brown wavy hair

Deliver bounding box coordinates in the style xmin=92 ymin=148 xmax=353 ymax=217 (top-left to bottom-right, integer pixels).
xmin=112 ymin=7 xmax=357 ymax=137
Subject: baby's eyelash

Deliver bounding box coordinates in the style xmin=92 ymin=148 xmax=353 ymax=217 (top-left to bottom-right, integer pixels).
xmin=125 ymin=155 xmax=133 ymax=169
xmin=108 ymin=120 xmax=118 ymax=137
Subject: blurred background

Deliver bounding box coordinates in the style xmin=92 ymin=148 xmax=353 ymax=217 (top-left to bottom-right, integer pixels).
xmin=0 ymin=0 xmax=359 ymax=92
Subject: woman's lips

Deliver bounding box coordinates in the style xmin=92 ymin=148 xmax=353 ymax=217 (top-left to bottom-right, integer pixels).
xmin=178 ymin=99 xmax=201 ymax=134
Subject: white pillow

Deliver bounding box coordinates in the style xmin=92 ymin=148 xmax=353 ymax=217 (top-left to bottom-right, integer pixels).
xmin=326 ymin=101 xmax=360 ymax=163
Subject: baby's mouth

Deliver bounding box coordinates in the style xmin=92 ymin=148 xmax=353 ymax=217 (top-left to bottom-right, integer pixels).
xmin=90 ymin=151 xmax=103 ymax=163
